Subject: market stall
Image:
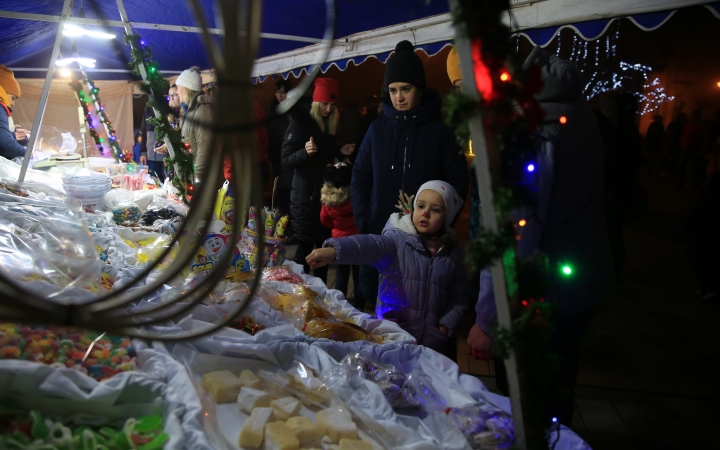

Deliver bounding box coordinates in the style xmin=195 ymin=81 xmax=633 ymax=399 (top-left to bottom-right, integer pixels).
xmin=0 ymin=169 xmax=590 ymax=449
xmin=4 ymin=1 xmax=715 ymax=449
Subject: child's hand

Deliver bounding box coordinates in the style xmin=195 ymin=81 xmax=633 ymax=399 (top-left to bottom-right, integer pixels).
xmin=306 ymin=247 xmax=336 ymax=269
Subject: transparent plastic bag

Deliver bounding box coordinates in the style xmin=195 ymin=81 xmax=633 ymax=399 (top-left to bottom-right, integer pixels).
xmin=331 ymin=353 xmax=420 ymax=409
xmin=102 ymin=189 xmax=141 ymax=224
xmin=449 ymin=404 xmax=515 ymax=450
xmin=0 ymin=202 xmax=102 ymax=300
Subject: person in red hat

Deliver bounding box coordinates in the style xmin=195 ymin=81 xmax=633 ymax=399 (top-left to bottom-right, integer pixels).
xmin=281 ymin=77 xmax=355 ymax=282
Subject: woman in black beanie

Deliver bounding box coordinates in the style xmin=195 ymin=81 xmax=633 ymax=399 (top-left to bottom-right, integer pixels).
xmin=351 ymin=40 xmax=469 ymax=310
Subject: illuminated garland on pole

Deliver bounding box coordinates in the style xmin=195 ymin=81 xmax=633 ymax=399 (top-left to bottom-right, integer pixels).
xmin=446 ymin=1 xmax=565 ymax=447
xmin=124 ymin=32 xmax=194 ymax=204
xmin=69 ymin=76 xmax=123 ymax=162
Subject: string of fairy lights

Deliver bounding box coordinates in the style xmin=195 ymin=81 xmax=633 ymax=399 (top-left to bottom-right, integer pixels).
xmin=548 ymin=20 xmax=675 ymax=115
xmin=69 ymin=75 xmax=123 ymax=162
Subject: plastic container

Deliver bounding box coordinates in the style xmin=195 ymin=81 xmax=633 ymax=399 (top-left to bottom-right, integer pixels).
xmin=62 ymin=174 xmax=112 ymax=201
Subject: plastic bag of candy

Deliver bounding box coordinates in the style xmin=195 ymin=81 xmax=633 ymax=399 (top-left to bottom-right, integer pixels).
xmin=449 ymin=403 xmax=515 ymax=449
xmin=262 ymin=265 xmax=304 ymax=284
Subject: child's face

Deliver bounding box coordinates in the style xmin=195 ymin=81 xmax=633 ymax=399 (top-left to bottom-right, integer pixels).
xmin=412 ymin=190 xmax=446 ymax=235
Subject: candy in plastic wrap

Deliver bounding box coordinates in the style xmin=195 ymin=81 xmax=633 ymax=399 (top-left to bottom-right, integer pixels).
xmin=111 ymin=204 xmax=141 ymax=225
xmin=247 ymin=206 xmax=257 ymax=231
xmin=449 ymin=404 xmax=515 ymax=449
xmin=274 ymin=214 xmax=289 ymax=237
xmin=304 ymin=319 xmax=382 ymax=344
xmin=338 ymin=353 xmax=418 ymax=409
xmin=262 ymin=265 xmax=304 ymax=284
xmin=263 ymin=207 xmax=275 ymax=236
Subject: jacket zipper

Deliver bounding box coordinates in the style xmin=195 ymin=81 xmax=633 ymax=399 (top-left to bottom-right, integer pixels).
xmin=401 ymin=115 xmax=408 ymax=192
xmin=418 ymin=245 xmax=442 ymax=345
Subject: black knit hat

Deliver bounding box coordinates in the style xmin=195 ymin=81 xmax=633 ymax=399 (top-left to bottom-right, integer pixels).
xmin=323 ymin=163 xmax=352 ymax=188
xmin=384 ymin=40 xmax=426 ymax=90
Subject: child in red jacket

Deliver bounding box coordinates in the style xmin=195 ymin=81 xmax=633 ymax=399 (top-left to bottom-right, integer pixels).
xmin=320 ymin=162 xmax=364 ymax=310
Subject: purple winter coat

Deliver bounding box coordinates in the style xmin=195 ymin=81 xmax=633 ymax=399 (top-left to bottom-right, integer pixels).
xmin=324 ymin=213 xmax=470 ymax=353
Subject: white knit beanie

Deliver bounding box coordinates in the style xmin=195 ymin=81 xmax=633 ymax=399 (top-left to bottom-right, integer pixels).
xmin=414 ymin=180 xmax=464 ymax=227
xmin=176 ymin=66 xmax=202 ymax=92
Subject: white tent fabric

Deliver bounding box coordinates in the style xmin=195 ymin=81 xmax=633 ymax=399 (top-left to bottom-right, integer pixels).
xmin=14 ymin=79 xmax=134 ymax=157
xmin=251 ymin=0 xmax=712 ymax=78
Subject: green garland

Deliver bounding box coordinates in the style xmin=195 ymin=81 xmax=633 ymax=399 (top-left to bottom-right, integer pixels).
xmin=447 ymin=0 xmax=563 ymax=447
xmin=123 ymin=32 xmax=194 ymax=204
xmin=69 ymin=76 xmax=122 ymax=162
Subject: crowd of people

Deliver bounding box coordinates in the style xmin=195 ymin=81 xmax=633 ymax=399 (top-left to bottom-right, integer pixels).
xmin=3 ymin=37 xmax=719 ymax=430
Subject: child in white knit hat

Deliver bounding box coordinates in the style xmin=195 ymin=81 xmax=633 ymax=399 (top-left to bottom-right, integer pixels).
xmin=307 ymin=180 xmax=470 ymax=353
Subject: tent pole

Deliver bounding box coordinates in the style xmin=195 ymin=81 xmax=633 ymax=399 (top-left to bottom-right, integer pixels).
xmin=448 ymin=2 xmax=527 ymax=448
xmin=18 ymin=0 xmax=74 ymax=182
xmin=114 ymin=0 xmax=181 ymax=180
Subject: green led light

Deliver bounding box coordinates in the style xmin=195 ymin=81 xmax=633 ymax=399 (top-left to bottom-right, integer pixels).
xmin=561 ymin=265 xmax=572 ymax=276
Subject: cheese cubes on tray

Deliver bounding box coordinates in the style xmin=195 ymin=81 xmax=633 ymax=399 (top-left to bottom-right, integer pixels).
xmin=200 ymin=368 xmax=373 ymax=449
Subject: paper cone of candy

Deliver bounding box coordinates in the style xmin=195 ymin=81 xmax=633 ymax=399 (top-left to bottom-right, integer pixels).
xmin=238 ymin=206 xmax=288 ymax=269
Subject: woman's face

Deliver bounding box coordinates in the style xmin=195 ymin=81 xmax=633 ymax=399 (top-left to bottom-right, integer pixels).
xmin=176 ymin=85 xmax=186 ymax=104
xmin=319 ymin=102 xmax=336 ymax=118
xmin=412 ymin=189 xmax=446 ymax=235
xmin=275 ymin=88 xmax=287 ymax=103
xmin=388 ymin=82 xmax=420 ymax=111
xmin=168 ymin=87 xmax=180 ymax=108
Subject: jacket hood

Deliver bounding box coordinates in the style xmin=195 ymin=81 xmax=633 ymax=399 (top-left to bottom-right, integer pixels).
xmin=320 ymin=184 xmax=351 ymax=207
xmin=187 ymin=93 xmax=214 ymax=113
xmin=381 ymin=88 xmax=442 ymax=126
xmin=522 ymin=46 xmax=583 ymax=103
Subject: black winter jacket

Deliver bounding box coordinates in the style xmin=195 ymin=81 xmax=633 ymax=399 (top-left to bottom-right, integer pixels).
xmin=281 ymin=103 xmax=341 ymax=243
xmin=267 ymin=99 xmax=293 ymax=189
xmin=351 ymin=89 xmax=469 ymax=235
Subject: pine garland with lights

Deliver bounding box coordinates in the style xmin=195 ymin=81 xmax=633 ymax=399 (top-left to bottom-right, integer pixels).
xmin=124 ymin=32 xmax=194 ymax=203
xmin=69 ymin=76 xmax=123 ymax=162
xmin=447 ymin=0 xmax=567 ymax=447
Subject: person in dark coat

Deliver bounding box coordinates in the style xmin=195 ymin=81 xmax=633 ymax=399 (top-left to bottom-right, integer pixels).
xmin=351 ymin=40 xmax=469 ymax=306
xmin=645 ymin=114 xmax=664 ymax=173
xmin=268 ymin=79 xmax=294 ymax=230
xmin=281 ymin=78 xmax=355 ymax=282
xmin=471 ymin=47 xmax=614 ymax=426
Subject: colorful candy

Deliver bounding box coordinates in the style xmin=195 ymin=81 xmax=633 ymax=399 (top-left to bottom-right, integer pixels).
xmin=274 ymin=214 xmax=289 ymax=238
xmin=0 ymin=410 xmax=168 ymax=450
xmin=0 ymin=322 xmax=138 ymax=381
xmin=112 ymin=205 xmax=141 ymax=225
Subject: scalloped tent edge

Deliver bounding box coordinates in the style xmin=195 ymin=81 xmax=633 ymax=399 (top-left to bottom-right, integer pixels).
xmin=250 ymin=0 xmax=719 ymax=83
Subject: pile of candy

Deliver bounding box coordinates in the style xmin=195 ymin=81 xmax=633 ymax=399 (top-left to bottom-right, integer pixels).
xmin=230 ymin=316 xmax=265 ymax=335
xmin=112 ymin=205 xmax=142 ymax=225
xmin=0 ymin=410 xmax=168 ymax=450
xmin=140 ymin=207 xmax=182 ymax=226
xmin=0 ymin=323 xmax=138 ymax=381
xmin=262 ymin=266 xmax=304 ymax=284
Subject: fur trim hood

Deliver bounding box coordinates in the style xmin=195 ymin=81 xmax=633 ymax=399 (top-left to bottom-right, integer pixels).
xmin=384 ymin=212 xmax=456 ymax=252
xmin=320 ymin=184 xmax=351 ymax=207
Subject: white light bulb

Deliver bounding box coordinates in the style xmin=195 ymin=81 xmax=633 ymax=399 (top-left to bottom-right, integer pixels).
xmin=63 ymin=23 xmax=115 ymax=40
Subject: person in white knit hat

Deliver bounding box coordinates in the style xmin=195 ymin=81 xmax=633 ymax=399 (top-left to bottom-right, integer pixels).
xmin=176 ymin=66 xmax=214 ymax=183
xmin=305 ymin=180 xmax=470 ymax=353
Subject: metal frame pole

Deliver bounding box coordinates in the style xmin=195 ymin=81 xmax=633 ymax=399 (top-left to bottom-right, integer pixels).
xmin=18 ymin=0 xmax=74 ymax=182
xmin=448 ymin=2 xmax=526 ymax=447
xmin=114 ymin=0 xmax=180 ymax=178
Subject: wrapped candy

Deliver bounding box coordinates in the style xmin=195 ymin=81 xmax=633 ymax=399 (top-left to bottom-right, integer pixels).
xmin=264 ymin=208 xmax=275 ymax=237
xmin=247 ymin=206 xmax=257 ymax=232
xmin=274 ymin=214 xmax=289 ymax=238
